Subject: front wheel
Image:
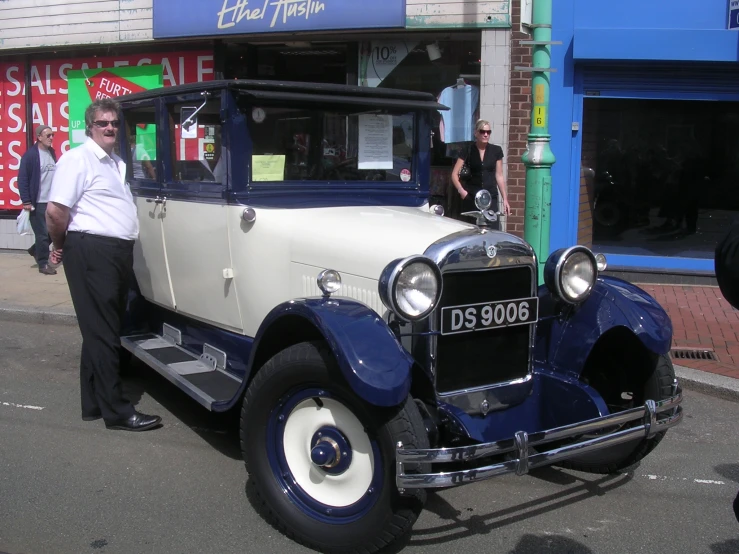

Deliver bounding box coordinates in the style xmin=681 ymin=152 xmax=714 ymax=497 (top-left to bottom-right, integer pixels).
xmin=558 ymin=353 xmax=676 ymax=474
xmin=241 ymin=341 xmax=428 ymax=553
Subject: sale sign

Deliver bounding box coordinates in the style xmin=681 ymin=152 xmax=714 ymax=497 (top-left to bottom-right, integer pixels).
xmin=0 ymin=62 xmax=27 ymax=210
xmin=0 ymin=50 xmax=213 ymax=209
xmin=67 ymin=65 xmax=163 ymax=149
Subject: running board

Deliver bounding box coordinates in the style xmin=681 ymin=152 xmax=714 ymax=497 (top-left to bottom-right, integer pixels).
xmin=121 ymin=332 xmax=242 ymax=411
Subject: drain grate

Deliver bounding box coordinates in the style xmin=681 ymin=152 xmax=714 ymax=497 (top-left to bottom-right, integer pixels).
xmin=671 ymin=349 xmax=717 ymax=361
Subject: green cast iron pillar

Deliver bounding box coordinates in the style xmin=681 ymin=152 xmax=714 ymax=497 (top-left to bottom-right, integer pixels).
xmin=521 ymin=0 xmax=556 ymax=282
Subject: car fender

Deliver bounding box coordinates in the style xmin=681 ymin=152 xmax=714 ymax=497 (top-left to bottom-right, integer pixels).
xmin=248 ymin=297 xmax=414 ymax=407
xmin=538 ymin=276 xmax=672 ymax=377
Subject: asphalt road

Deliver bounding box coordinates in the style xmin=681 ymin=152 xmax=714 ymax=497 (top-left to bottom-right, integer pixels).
xmin=0 ymin=320 xmax=737 ymax=554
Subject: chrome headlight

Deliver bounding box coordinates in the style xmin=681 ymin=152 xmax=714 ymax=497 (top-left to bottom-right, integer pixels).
xmin=544 ymin=246 xmax=597 ymax=305
xmin=379 ymin=256 xmax=442 ymax=321
xmin=475 ymin=189 xmax=492 ymax=211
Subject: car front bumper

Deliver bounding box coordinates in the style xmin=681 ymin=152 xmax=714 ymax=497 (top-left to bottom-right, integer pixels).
xmin=396 ymin=384 xmax=683 ymax=489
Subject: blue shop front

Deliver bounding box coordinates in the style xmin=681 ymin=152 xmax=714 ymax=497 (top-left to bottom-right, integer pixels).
xmin=549 ymin=1 xmax=739 ymax=275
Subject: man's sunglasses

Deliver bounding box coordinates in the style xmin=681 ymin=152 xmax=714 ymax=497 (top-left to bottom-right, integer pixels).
xmin=478 ymin=130 xmax=491 ymax=136
xmin=42 ymin=133 xmax=54 ymax=138
xmin=92 ymin=120 xmax=121 ymax=129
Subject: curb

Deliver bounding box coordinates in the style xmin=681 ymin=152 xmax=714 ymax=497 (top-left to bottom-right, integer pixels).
xmin=674 ymin=365 xmax=739 ymax=403
xmin=0 ymin=307 xmax=77 ymax=326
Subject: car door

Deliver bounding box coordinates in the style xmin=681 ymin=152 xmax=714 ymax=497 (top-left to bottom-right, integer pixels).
xmin=124 ymin=101 xmax=176 ymax=310
xmin=158 ymin=93 xmax=244 ymax=333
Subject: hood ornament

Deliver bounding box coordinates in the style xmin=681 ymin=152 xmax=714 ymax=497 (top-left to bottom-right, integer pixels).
xmin=480 ymin=399 xmax=490 ymax=415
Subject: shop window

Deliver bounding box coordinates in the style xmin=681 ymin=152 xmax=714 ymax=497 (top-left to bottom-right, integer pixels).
xmin=167 ymin=99 xmax=225 ymax=183
xmin=124 ymin=106 xmax=157 ymax=181
xmin=581 ymin=98 xmax=739 ymax=259
xmin=358 ymin=38 xmax=483 ymax=204
xmin=244 ymin=104 xmax=414 ymax=183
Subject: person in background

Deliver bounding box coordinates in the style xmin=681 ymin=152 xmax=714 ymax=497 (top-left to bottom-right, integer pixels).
xmin=450 ymin=119 xmax=511 ymax=229
xmin=46 ymin=98 xmax=161 ymax=432
xmin=18 ymin=125 xmax=57 ymax=275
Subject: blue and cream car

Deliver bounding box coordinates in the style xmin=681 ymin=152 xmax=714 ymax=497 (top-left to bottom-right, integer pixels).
xmin=118 ymin=80 xmax=683 ymax=553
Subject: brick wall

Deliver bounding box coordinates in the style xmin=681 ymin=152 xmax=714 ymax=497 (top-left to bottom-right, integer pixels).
xmin=577 ymin=100 xmax=599 ymax=246
xmin=506 ymin=1 xmax=533 ymax=238
xmin=577 ymin=168 xmax=595 ymax=247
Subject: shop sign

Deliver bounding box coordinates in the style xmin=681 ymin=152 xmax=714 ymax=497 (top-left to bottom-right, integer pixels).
xmin=0 ymin=51 xmax=214 ymax=210
xmin=67 ymin=66 xmax=163 ymax=149
xmin=729 ymin=0 xmax=739 ymax=30
xmin=153 ymin=0 xmax=406 ymax=38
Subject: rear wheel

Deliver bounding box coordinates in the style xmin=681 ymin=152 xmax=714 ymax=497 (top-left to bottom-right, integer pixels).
xmin=241 ymin=341 xmax=428 ymax=553
xmin=558 ymin=353 xmax=676 ymax=474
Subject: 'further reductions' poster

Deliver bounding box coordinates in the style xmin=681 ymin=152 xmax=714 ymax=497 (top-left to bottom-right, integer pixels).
xmin=67 ymin=65 xmax=163 ymax=149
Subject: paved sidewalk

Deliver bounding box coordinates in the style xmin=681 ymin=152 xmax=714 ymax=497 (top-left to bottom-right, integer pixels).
xmin=0 ymin=250 xmax=737 ymax=400
xmin=640 ymin=284 xmax=739 ymax=380
xmin=0 ymin=250 xmax=75 ymax=324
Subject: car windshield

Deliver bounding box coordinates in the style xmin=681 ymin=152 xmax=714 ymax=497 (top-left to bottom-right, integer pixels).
xmin=241 ymin=101 xmax=415 ymax=183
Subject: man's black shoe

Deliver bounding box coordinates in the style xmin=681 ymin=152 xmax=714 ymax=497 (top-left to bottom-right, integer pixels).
xmin=39 ymin=265 xmax=57 ymax=275
xmin=105 ymin=411 xmax=162 ymax=432
xmin=27 ymin=245 xmax=36 ymax=258
xmin=82 ymin=410 xmax=102 ymax=421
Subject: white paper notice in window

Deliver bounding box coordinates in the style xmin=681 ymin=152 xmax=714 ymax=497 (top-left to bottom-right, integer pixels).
xmin=358 ymin=114 xmax=393 ymax=169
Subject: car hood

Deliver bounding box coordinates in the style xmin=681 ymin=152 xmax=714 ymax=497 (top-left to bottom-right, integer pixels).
xmin=290 ymin=205 xmax=472 ymax=279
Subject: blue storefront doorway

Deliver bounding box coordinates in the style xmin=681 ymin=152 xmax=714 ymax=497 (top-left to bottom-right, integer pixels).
xmin=574 ymin=63 xmax=739 ymax=273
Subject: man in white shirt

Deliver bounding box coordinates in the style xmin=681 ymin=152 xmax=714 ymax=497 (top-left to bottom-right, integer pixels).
xmin=46 ymin=98 xmax=161 ymax=432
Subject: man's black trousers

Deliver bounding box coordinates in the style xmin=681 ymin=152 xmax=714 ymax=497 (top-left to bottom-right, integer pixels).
xmin=64 ymin=231 xmax=135 ymax=422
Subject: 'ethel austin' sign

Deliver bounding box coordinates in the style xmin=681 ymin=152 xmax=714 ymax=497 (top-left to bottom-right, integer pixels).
xmin=153 ymin=0 xmax=406 ymax=38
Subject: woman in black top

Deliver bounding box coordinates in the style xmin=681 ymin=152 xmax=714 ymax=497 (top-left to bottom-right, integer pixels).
xmin=450 ymin=119 xmax=511 ymax=227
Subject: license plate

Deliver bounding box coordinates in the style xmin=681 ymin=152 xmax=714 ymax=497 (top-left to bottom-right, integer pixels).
xmin=440 ymin=297 xmax=539 ymax=335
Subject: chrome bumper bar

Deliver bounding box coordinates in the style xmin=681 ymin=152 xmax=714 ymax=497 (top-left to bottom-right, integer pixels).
xmin=396 ymin=386 xmax=683 ymax=489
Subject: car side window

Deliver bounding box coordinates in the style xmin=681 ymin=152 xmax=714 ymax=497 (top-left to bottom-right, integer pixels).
xmin=124 ymin=106 xmax=157 ymax=181
xmin=167 ymin=99 xmax=225 ymax=183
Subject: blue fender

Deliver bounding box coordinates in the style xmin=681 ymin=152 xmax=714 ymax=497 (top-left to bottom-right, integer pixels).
xmin=249 ymin=297 xmax=414 ymax=407
xmin=536 ymin=276 xmax=672 ymax=378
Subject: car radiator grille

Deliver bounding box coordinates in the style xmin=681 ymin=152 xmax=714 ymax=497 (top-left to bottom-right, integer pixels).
xmin=435 ymin=267 xmax=535 ymax=395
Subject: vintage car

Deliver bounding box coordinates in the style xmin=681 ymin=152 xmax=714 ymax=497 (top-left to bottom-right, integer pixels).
xmin=117 ymin=80 xmax=683 ymax=553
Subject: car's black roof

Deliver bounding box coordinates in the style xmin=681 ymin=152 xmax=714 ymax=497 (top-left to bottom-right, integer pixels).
xmin=118 ymin=79 xmax=448 ymax=111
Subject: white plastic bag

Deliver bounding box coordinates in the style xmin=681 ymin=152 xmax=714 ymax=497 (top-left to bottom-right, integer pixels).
xmin=16 ymin=209 xmax=32 ymax=236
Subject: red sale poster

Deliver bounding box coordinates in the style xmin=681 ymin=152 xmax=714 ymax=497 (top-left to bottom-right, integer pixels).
xmin=0 ymin=50 xmax=214 ymax=210
xmin=0 ymin=62 xmax=28 ymax=210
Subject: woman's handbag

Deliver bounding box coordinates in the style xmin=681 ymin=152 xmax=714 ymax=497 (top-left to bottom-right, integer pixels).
xmin=458 ymin=145 xmax=472 ymax=181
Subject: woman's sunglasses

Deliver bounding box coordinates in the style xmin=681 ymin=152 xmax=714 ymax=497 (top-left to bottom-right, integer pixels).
xmin=478 ymin=130 xmax=491 ymax=136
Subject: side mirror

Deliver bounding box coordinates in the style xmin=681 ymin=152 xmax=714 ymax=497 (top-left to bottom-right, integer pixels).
xmin=180 ymin=106 xmax=198 ymax=139
xmin=430 ymin=204 xmax=445 ymax=216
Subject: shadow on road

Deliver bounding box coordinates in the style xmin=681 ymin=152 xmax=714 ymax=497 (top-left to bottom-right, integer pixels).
xmin=714 ymin=463 xmax=739 ymax=484
xmin=711 ymin=538 xmax=739 ymax=554
xmin=403 ymin=469 xmax=633 ymax=548
xmin=121 ymin=358 xmax=242 ymax=460
xmin=506 ymin=534 xmax=594 ymax=553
